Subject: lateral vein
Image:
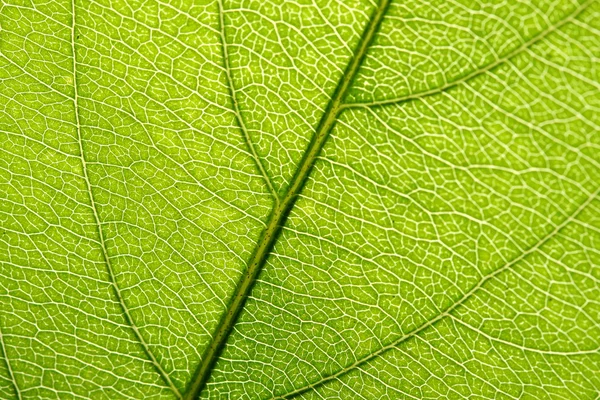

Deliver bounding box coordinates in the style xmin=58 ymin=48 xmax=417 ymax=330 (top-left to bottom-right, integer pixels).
xmin=69 ymin=1 xmax=181 ymax=398
xmin=216 ymin=0 xmax=280 ymax=205
xmin=183 ymin=1 xmax=391 ymax=398
xmin=342 ymin=0 xmax=595 ymax=110
xmin=0 ymin=323 xmax=20 ymax=400
xmin=272 ymin=185 xmax=600 ymax=400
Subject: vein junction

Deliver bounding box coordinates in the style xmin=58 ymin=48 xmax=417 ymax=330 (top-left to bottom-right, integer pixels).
xmin=184 ymin=1 xmax=391 ymax=398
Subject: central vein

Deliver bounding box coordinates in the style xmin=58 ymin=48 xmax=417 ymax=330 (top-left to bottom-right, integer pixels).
xmin=184 ymin=1 xmax=391 ymax=398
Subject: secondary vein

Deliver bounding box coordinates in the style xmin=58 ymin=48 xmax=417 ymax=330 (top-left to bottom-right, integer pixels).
xmin=0 ymin=323 xmax=20 ymax=400
xmin=216 ymin=0 xmax=280 ymax=204
xmin=69 ymin=1 xmax=181 ymax=397
xmin=273 ymin=185 xmax=600 ymax=400
xmin=183 ymin=1 xmax=391 ymax=398
xmin=341 ymin=0 xmax=595 ymax=110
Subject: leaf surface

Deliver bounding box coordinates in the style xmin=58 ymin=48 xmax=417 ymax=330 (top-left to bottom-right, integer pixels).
xmin=0 ymin=0 xmax=599 ymax=399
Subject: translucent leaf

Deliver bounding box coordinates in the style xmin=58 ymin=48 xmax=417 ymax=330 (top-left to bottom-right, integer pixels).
xmin=1 ymin=0 xmax=599 ymax=399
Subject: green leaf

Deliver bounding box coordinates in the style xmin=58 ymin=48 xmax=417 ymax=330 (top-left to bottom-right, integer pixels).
xmin=1 ymin=0 xmax=599 ymax=399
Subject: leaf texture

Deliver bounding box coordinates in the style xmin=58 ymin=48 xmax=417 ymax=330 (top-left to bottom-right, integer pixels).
xmin=0 ymin=0 xmax=599 ymax=399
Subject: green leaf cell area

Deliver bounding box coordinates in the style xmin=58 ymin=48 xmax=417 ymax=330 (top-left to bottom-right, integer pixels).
xmin=1 ymin=0 xmax=599 ymax=399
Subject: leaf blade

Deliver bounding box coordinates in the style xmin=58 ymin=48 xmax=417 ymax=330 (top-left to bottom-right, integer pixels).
xmin=1 ymin=0 xmax=599 ymax=399
xmin=202 ymin=1 xmax=600 ymax=398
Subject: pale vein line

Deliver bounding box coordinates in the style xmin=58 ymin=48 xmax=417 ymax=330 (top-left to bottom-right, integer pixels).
xmin=450 ymin=316 xmax=600 ymax=356
xmin=0 ymin=55 xmax=265 ymax=227
xmin=216 ymin=0 xmax=280 ymax=204
xmin=0 ymin=324 xmax=21 ymax=400
xmin=273 ymin=186 xmax=600 ymax=400
xmin=341 ymin=0 xmax=595 ymax=110
xmin=69 ymin=1 xmax=181 ymax=397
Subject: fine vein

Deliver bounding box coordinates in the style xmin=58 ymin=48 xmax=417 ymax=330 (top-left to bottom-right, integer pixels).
xmin=183 ymin=1 xmax=391 ymax=398
xmin=69 ymin=1 xmax=182 ymax=398
xmin=273 ymin=186 xmax=600 ymax=400
xmin=216 ymin=0 xmax=280 ymax=204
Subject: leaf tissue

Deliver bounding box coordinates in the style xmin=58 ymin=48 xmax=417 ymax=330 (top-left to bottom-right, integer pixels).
xmin=1 ymin=0 xmax=599 ymax=399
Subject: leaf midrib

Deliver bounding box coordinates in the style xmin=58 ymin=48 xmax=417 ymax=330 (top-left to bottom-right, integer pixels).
xmin=51 ymin=0 xmax=595 ymax=398
xmin=265 ymin=3 xmax=598 ymax=397
xmin=183 ymin=1 xmax=391 ymax=398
